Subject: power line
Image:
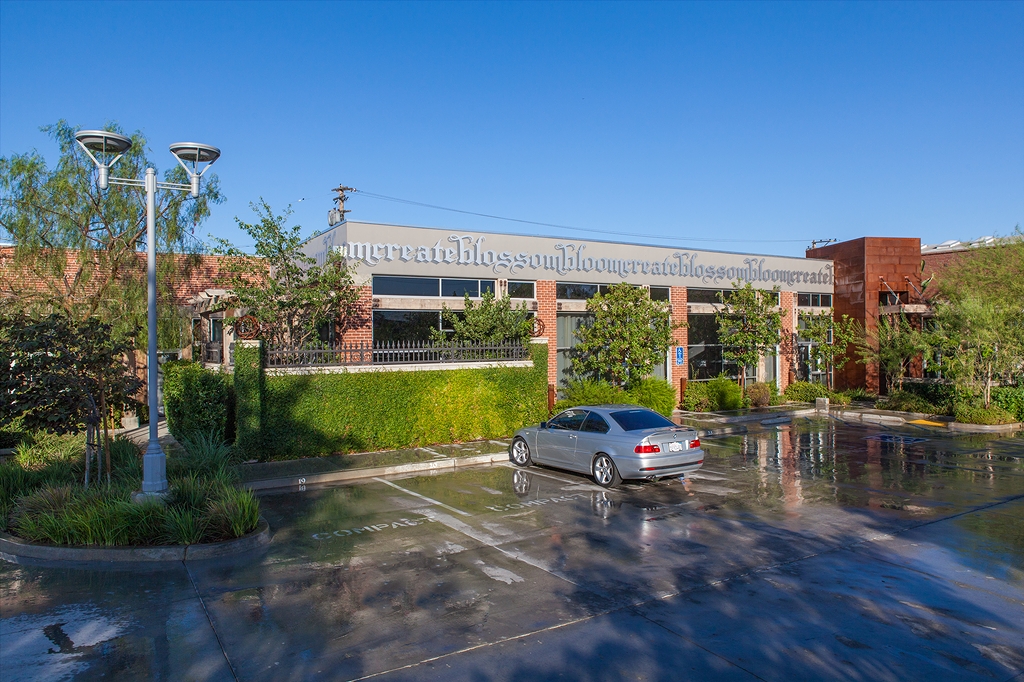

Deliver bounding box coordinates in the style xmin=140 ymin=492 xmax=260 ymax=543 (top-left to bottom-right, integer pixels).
xmin=351 ymin=189 xmax=811 ymax=244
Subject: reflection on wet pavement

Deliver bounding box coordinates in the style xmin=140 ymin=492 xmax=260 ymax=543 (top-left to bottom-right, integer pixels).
xmin=2 ymin=419 xmax=1022 ymax=681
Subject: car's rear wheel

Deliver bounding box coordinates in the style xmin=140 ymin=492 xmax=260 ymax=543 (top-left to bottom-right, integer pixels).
xmin=592 ymin=453 xmax=621 ymax=488
xmin=510 ymin=437 xmax=533 ymax=467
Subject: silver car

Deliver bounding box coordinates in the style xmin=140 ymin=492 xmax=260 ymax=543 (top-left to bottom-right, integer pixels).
xmin=509 ymin=405 xmax=705 ymax=488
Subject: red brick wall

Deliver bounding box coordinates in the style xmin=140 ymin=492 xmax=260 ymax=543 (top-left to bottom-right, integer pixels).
xmin=670 ymin=286 xmax=688 ymax=402
xmin=779 ymin=291 xmax=796 ymax=392
xmin=806 ymin=237 xmax=923 ymax=392
xmin=341 ymin=285 xmax=373 ymax=345
xmin=535 ymin=280 xmax=558 ymax=385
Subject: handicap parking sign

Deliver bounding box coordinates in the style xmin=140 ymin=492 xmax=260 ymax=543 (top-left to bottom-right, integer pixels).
xmin=675 ymin=346 xmax=685 ymax=365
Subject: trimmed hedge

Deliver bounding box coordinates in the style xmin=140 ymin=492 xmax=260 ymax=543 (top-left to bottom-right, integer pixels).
xmin=682 ymin=376 xmax=742 ymax=412
xmin=253 ymin=343 xmax=549 ymax=460
xmin=163 ymin=361 xmax=233 ymax=442
xmin=233 ymin=342 xmax=264 ymax=458
xmin=954 ymin=403 xmax=1017 ymax=425
xmin=624 ymin=378 xmax=677 ymax=417
xmin=876 ymin=390 xmax=940 ymax=414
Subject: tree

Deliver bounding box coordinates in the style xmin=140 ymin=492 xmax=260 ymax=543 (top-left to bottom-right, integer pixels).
xmin=0 ymin=121 xmax=223 ymax=348
xmin=570 ymin=283 xmax=674 ymax=387
xmin=0 ymin=313 xmax=142 ymax=485
xmin=799 ymin=311 xmax=863 ymax=390
xmin=930 ymin=227 xmax=1024 ymax=305
xmin=715 ymin=281 xmax=785 ymax=388
xmin=211 ymin=200 xmax=362 ymax=347
xmin=931 ymin=297 xmax=1023 ymax=408
xmin=857 ymin=313 xmax=930 ymax=394
xmin=431 ymin=292 xmax=533 ymax=345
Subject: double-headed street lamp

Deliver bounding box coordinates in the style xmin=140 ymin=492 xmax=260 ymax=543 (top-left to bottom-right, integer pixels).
xmin=76 ymin=130 xmax=220 ymax=499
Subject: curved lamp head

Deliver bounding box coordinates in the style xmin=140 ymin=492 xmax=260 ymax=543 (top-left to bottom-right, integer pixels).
xmin=169 ymin=142 xmax=221 ymax=197
xmin=75 ymin=130 xmax=133 ymax=190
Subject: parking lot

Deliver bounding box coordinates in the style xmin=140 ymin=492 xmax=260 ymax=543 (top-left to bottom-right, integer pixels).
xmin=2 ymin=418 xmax=1023 ymax=681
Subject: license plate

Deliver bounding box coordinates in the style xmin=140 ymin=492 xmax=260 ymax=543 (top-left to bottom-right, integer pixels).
xmin=668 ymin=441 xmax=683 ymax=452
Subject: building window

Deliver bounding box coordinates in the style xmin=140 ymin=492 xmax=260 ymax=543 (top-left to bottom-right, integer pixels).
xmin=797 ymin=293 xmax=832 ymax=307
xmin=372 ymin=311 xmax=440 ymax=343
xmin=649 ymin=287 xmax=670 ymax=302
xmin=508 ymin=281 xmax=535 ymax=299
xmin=557 ymin=283 xmax=599 ymax=300
xmin=210 ymin=319 xmax=223 ymax=343
xmin=688 ymin=288 xmax=723 ymax=304
xmin=556 ymin=313 xmax=590 ymax=383
xmin=879 ymin=291 xmax=907 ymax=306
xmin=373 ymin=276 xmax=440 ymax=297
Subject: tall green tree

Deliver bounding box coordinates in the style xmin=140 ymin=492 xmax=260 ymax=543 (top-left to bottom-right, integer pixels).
xmin=931 ymin=297 xmax=1023 ymax=408
xmin=570 ymin=283 xmax=674 ymax=387
xmin=799 ymin=311 xmax=863 ymax=390
xmin=858 ymin=313 xmax=930 ymax=393
xmin=432 ymin=291 xmax=533 ymax=345
xmin=715 ymin=281 xmax=785 ymax=388
xmin=0 ymin=313 xmax=142 ymax=485
xmin=0 ymin=121 xmax=223 ymax=347
xmin=211 ymin=200 xmax=362 ymax=347
xmin=930 ymin=228 xmax=1024 ymax=305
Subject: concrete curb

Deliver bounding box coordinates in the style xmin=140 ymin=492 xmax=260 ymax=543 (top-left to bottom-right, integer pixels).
xmin=0 ymin=518 xmax=270 ymax=566
xmin=947 ymin=421 xmax=1023 ymax=434
xmin=244 ymin=452 xmax=511 ymax=491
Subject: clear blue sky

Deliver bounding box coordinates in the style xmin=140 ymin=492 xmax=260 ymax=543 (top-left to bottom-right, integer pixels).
xmin=2 ymin=1 xmax=1021 ymax=256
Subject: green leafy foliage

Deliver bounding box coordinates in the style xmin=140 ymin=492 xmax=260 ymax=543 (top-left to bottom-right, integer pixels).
xmin=432 ymin=292 xmax=533 ymax=344
xmin=162 ymin=360 xmax=233 ymax=442
xmin=857 ymin=313 xmax=931 ymax=394
xmin=783 ymin=381 xmax=830 ymax=403
xmin=954 ymin=403 xmax=1017 ymax=425
xmin=2 ymin=432 xmax=259 ymax=545
xmin=233 ymin=342 xmax=264 ymax=459
xmin=252 ymin=344 xmax=548 ymax=460
xmin=901 ymin=382 xmax=956 ymax=414
xmin=570 ymin=283 xmax=674 ymax=386
xmin=876 ymin=391 xmax=940 ymax=414
xmin=992 ymin=386 xmax=1024 ymax=421
xmin=0 ymin=120 xmax=221 ymax=347
xmin=715 ymin=282 xmax=785 ymax=387
xmin=625 ymin=378 xmax=677 ymax=417
xmin=682 ymin=376 xmax=743 ymax=412
xmin=555 ymin=379 xmax=627 ymax=411
xmin=210 ymin=200 xmax=361 ymax=347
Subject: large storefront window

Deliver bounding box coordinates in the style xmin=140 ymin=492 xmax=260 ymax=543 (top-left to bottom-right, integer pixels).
xmin=686 ymin=313 xmax=756 ymax=382
xmin=795 ymin=317 xmax=827 ymax=384
xmin=373 ymin=311 xmax=440 ymax=343
xmin=556 ymin=313 xmax=590 ymax=384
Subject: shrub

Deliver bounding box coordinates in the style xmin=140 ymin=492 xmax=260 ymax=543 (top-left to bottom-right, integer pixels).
xmin=746 ymin=382 xmax=771 ymax=408
xmin=555 ymin=379 xmax=627 ymax=412
xmin=902 ymin=382 xmax=956 ymax=413
xmin=992 ymin=386 xmax=1024 ymax=422
xmin=163 ymin=361 xmax=233 ymax=442
xmin=877 ymin=391 xmax=940 ymax=414
xmin=783 ymin=381 xmax=830 ymax=403
xmin=681 ymin=381 xmax=715 ymax=412
xmin=841 ymin=387 xmax=875 ymax=402
xmin=954 ymin=403 xmax=1018 ymax=425
xmin=176 ymin=431 xmax=236 ymax=480
xmin=708 ymin=376 xmax=743 ymax=411
xmin=625 ymin=378 xmax=678 ymax=417
xmin=206 ymin=486 xmax=261 ymax=539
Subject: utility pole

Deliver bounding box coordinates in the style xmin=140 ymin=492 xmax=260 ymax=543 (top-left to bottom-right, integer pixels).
xmin=328 ymin=185 xmax=357 ymax=226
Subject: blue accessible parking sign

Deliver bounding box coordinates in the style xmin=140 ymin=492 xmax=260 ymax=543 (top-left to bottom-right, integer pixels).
xmin=675 ymin=346 xmax=685 ymax=365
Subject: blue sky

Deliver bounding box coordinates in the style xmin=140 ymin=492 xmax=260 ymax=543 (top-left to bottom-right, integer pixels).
xmin=1 ymin=1 xmax=1021 ymax=257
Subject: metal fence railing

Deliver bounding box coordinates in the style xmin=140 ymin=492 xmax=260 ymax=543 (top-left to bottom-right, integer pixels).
xmin=265 ymin=340 xmax=529 ymax=368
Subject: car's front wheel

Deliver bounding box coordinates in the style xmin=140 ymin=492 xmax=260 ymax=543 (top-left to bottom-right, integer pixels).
xmin=510 ymin=437 xmax=533 ymax=467
xmin=592 ymin=453 xmax=622 ymax=488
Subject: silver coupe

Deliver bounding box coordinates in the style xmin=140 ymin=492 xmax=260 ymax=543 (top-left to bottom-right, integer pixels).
xmin=509 ymin=405 xmax=704 ymax=488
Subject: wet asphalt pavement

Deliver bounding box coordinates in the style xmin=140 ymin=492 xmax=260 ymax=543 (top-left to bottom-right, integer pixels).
xmin=2 ymin=418 xmax=1023 ymax=681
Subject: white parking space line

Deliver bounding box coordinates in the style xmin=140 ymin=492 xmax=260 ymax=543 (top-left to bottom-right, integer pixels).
xmin=373 ymin=478 xmax=473 ymax=517
xmin=418 ymin=508 xmax=580 ymax=586
xmin=498 ymin=462 xmax=606 ymax=489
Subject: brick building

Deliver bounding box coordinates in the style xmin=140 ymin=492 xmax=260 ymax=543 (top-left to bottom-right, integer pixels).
xmin=303 ymin=221 xmax=837 ymax=400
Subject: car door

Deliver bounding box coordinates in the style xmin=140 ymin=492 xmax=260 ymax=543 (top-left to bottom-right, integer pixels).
xmin=535 ymin=409 xmax=587 ymax=468
xmin=574 ymin=411 xmax=611 ymax=471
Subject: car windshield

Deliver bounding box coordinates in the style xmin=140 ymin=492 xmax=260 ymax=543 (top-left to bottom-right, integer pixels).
xmin=609 ymin=409 xmax=675 ymax=432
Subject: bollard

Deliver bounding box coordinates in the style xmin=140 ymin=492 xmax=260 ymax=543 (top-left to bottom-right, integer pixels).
xmin=815 ymin=397 xmax=830 ymax=412
xmin=548 ymin=383 xmax=556 ymax=415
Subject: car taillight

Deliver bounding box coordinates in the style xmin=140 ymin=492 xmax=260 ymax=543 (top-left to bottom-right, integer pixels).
xmin=689 ymin=438 xmax=700 ymax=449
xmin=634 ymin=444 xmax=660 ymax=454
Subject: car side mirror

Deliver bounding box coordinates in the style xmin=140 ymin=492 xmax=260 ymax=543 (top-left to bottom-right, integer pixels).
xmin=539 ymin=421 xmax=548 ymax=429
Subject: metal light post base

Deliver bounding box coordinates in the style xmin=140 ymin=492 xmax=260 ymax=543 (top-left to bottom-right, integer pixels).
xmin=138 ymin=437 xmax=169 ymax=501
xmin=132 ymin=490 xmax=169 ymax=505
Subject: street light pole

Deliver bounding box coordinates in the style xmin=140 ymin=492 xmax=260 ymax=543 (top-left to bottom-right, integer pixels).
xmin=142 ymin=167 xmax=165 ymax=493
xmin=75 ymin=130 xmax=220 ymax=499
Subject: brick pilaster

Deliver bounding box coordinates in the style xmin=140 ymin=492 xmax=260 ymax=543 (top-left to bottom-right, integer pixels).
xmin=670 ymin=286 xmax=689 ymax=403
xmin=535 ymin=280 xmax=558 ymax=385
xmin=339 ymin=285 xmax=373 ymax=346
xmin=779 ymin=291 xmax=797 ymax=392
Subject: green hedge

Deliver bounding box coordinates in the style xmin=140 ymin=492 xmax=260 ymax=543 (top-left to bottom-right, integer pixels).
xmin=233 ymin=343 xmax=264 ymax=458
xmin=163 ymin=361 xmax=233 ymax=442
xmin=954 ymin=403 xmax=1017 ymax=425
xmin=992 ymin=386 xmax=1024 ymax=422
xmin=682 ymin=376 xmax=743 ymax=412
xmin=253 ymin=343 xmax=548 ymax=460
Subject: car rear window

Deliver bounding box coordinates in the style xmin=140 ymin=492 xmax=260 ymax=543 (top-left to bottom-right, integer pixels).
xmin=609 ymin=409 xmax=675 ymax=432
